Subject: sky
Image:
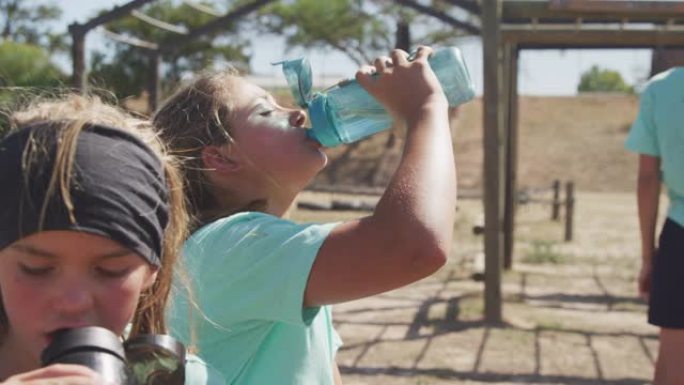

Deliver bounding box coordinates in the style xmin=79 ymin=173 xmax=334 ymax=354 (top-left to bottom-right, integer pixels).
xmin=55 ymin=0 xmax=654 ymax=96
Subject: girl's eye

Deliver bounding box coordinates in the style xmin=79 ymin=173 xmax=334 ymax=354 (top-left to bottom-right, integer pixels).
xmin=259 ymin=110 xmax=274 ymax=117
xmin=19 ymin=263 xmax=53 ymax=276
xmin=95 ymin=266 xmax=131 ymax=279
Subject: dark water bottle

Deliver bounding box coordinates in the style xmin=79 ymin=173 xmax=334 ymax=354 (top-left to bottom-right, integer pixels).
xmin=41 ymin=326 xmax=133 ymax=385
xmin=41 ymin=327 xmax=186 ymax=385
xmin=277 ymin=46 xmax=475 ymax=147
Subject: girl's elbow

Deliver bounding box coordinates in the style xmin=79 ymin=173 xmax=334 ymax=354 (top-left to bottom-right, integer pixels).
xmin=412 ymin=245 xmax=449 ymax=277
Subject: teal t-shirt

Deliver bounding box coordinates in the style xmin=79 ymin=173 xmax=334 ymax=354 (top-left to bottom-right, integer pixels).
xmin=625 ymin=67 xmax=684 ymax=227
xmin=169 ymin=212 xmax=342 ymax=385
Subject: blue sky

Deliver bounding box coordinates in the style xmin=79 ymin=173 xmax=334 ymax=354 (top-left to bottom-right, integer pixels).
xmin=56 ymin=0 xmax=653 ymax=96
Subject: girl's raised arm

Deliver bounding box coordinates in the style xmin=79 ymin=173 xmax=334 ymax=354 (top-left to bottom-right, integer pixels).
xmin=304 ymin=46 xmax=456 ymax=306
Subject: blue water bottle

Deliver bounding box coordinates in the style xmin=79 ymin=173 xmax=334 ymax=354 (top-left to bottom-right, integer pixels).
xmin=276 ymin=46 xmax=475 ymax=147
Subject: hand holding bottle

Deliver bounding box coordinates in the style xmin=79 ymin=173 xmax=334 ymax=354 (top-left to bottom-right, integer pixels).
xmin=355 ymin=46 xmax=448 ymax=129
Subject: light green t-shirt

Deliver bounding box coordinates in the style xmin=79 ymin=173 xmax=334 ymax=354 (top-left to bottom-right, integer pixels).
xmin=169 ymin=212 xmax=342 ymax=385
xmin=625 ymin=67 xmax=684 ymax=227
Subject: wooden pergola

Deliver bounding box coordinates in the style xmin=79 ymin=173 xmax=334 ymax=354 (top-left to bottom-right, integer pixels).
xmin=68 ymin=0 xmax=277 ymax=111
xmin=481 ymin=0 xmax=684 ymax=323
xmin=69 ymin=0 xmax=481 ymax=111
xmin=69 ymin=0 xmax=684 ymax=324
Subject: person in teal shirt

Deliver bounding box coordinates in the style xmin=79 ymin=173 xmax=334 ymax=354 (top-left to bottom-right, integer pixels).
xmin=154 ymin=46 xmax=457 ymax=384
xmin=626 ymin=67 xmax=684 ymax=384
xmin=0 ymin=95 xmax=224 ymax=385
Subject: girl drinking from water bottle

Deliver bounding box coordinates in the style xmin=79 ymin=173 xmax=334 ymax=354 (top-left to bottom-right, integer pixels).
xmin=0 ymin=95 xmax=224 ymax=384
xmin=154 ymin=46 xmax=457 ymax=384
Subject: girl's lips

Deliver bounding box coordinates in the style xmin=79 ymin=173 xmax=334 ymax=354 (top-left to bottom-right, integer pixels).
xmin=305 ymin=136 xmax=322 ymax=149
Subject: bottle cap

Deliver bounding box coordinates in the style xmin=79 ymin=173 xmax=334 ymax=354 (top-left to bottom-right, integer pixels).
xmin=41 ymin=326 xmax=126 ymax=365
xmin=272 ymin=58 xmax=312 ymax=108
xmin=307 ymin=96 xmax=342 ymax=147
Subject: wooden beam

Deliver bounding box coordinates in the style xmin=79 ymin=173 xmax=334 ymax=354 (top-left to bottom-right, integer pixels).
xmin=81 ymin=0 xmax=156 ymax=31
xmin=503 ymin=0 xmax=684 ymax=23
xmin=503 ymin=28 xmax=684 ymax=49
xmin=550 ymin=0 xmax=684 ymax=14
xmin=69 ymin=26 xmax=87 ymax=93
xmin=131 ymin=10 xmax=189 ymax=35
xmin=482 ymin=0 xmax=504 ymax=324
xmin=441 ymin=0 xmax=482 ymax=15
xmin=395 ymin=0 xmax=480 ymax=35
xmin=183 ymin=0 xmax=222 ymax=17
xmin=503 ymin=43 xmax=518 ymax=271
xmin=160 ymin=0 xmax=276 ymax=54
xmin=100 ymin=27 xmax=159 ymax=50
xmin=147 ymin=50 xmax=161 ymax=113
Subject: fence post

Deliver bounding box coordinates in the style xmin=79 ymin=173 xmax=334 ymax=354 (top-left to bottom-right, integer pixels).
xmin=551 ymin=179 xmax=561 ymax=221
xmin=564 ymin=181 xmax=575 ymax=242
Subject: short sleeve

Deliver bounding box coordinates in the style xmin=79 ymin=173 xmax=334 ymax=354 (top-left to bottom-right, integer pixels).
xmin=626 ymin=86 xmax=660 ymax=156
xmin=184 ymin=354 xmax=227 ymax=385
xmin=187 ymin=213 xmax=338 ymax=327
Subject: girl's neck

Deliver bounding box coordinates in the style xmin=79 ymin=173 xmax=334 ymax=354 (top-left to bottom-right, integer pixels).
xmin=0 ymin=334 xmax=39 ymax=379
xmin=211 ymin=186 xmax=297 ymax=219
xmin=265 ymin=195 xmax=296 ymax=218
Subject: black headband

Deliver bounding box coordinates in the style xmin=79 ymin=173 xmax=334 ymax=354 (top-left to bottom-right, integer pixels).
xmin=0 ymin=123 xmax=169 ymax=266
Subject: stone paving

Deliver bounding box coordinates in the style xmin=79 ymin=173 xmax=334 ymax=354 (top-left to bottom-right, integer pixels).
xmin=311 ymin=192 xmax=662 ymax=385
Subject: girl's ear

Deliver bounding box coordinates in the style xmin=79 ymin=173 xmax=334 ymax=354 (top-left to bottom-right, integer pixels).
xmin=201 ymin=145 xmax=242 ymax=174
xmin=143 ymin=268 xmax=158 ymax=290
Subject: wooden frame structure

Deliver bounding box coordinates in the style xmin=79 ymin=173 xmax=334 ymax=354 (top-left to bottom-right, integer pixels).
xmin=480 ymin=0 xmax=684 ymax=323
xmin=69 ymin=0 xmax=482 ymax=111
xmin=69 ymin=0 xmax=684 ymax=325
xmin=69 ymin=0 xmax=276 ymax=111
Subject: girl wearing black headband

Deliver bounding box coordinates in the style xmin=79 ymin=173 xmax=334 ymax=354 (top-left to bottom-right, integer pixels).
xmin=154 ymin=46 xmax=456 ymax=384
xmin=0 ymin=96 xmax=224 ymax=384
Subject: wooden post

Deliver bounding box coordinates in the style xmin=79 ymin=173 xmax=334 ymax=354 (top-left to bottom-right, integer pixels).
xmin=551 ymin=179 xmax=561 ymax=221
xmin=564 ymin=181 xmax=575 ymax=242
xmin=395 ymin=19 xmax=411 ymax=51
xmin=651 ymin=47 xmax=684 ymax=76
xmin=69 ymin=23 xmax=87 ymax=93
xmin=147 ymin=49 xmax=161 ymax=113
xmin=503 ymin=43 xmax=519 ymax=271
xmin=482 ymin=0 xmax=504 ymax=324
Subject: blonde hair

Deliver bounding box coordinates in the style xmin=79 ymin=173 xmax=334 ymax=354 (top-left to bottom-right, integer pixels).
xmin=152 ymin=69 xmax=258 ymax=228
xmin=4 ymin=94 xmax=189 ymax=338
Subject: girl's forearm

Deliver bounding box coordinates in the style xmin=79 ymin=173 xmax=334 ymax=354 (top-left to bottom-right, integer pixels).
xmin=374 ymin=103 xmax=456 ymax=257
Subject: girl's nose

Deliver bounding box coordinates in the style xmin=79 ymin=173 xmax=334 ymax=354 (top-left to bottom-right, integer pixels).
xmin=290 ymin=109 xmax=307 ymax=128
xmin=52 ymin=282 xmax=94 ymax=316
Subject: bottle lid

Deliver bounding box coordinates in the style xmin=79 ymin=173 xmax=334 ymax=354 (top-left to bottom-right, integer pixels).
xmin=41 ymin=326 xmax=126 ymax=365
xmin=307 ymin=96 xmax=342 ymax=147
xmin=272 ymin=58 xmax=312 ymax=108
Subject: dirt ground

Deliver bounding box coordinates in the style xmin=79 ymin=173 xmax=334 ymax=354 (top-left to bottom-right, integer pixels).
xmin=292 ymin=190 xmax=666 ymax=385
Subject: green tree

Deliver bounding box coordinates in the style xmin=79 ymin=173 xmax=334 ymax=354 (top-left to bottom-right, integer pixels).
xmin=0 ymin=0 xmax=66 ymax=54
xmin=0 ymin=41 xmax=64 ymax=86
xmin=578 ymin=65 xmax=634 ymax=93
xmin=255 ymin=0 xmax=477 ymax=67
xmin=0 ymin=41 xmax=65 ymax=136
xmin=89 ymin=0 xmax=251 ymax=100
xmin=257 ymin=0 xmax=391 ymax=66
